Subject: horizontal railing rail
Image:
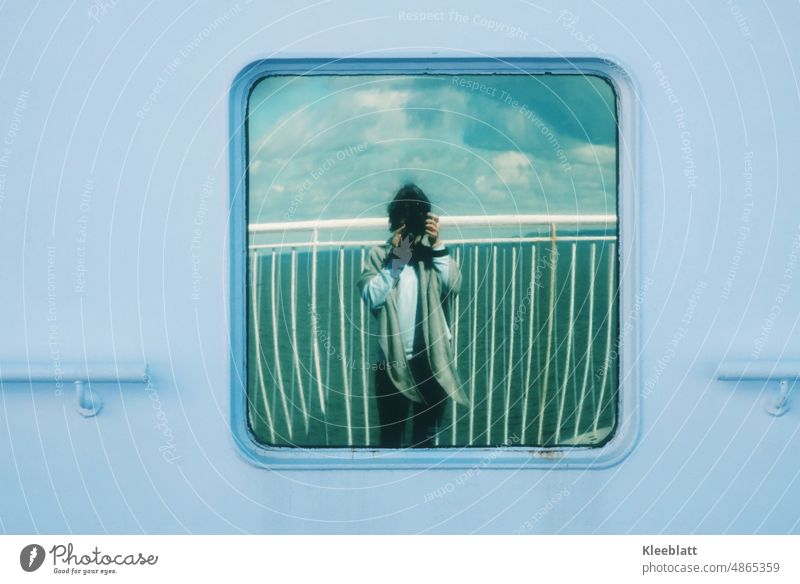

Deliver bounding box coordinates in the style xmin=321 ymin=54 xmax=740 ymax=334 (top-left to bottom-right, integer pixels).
xmin=249 ymin=213 xmax=618 ymax=233
xmin=717 ymin=359 xmax=800 ymax=417
xmin=0 ymin=361 xmax=149 ymax=417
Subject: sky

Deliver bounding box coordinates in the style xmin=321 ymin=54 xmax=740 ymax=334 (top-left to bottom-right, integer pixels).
xmin=247 ymin=73 xmax=617 ymax=230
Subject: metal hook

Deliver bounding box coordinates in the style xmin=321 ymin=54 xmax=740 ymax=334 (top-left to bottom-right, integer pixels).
xmin=766 ymin=379 xmax=791 ymax=417
xmin=75 ymin=379 xmax=104 ymax=417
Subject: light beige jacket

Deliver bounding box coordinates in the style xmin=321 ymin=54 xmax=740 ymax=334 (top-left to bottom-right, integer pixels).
xmin=357 ymin=239 xmax=470 ymax=407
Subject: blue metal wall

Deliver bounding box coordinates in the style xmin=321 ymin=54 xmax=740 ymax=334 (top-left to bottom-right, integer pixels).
xmin=0 ymin=0 xmax=798 ymax=534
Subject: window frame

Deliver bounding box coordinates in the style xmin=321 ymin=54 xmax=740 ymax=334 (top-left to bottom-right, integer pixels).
xmin=229 ymin=56 xmax=640 ymax=470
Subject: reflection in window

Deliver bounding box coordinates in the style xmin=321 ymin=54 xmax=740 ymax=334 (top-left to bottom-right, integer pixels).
xmin=246 ymin=72 xmax=619 ymax=448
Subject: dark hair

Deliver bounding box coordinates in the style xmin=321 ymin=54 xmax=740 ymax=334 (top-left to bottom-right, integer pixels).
xmin=387 ymin=183 xmax=431 ymax=236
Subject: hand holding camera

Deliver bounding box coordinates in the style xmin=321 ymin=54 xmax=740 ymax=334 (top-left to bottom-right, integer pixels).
xmin=425 ymin=212 xmax=441 ymax=246
xmin=393 ymin=211 xmax=440 ymax=247
xmin=387 ymin=208 xmax=444 ymax=271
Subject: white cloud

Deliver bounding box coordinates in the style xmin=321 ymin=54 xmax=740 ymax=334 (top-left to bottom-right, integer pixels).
xmin=352 ymin=88 xmax=412 ymax=109
xmin=491 ymin=151 xmax=533 ymax=186
xmin=568 ymin=143 xmax=616 ymax=166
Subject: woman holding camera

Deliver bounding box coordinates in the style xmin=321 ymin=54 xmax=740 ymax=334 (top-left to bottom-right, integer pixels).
xmin=357 ymin=183 xmax=469 ymax=448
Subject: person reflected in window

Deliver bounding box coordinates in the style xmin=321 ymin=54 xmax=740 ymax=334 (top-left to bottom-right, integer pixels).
xmin=357 ymin=183 xmax=470 ymax=447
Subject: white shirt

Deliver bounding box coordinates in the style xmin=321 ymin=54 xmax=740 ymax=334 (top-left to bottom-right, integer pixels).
xmin=361 ymin=242 xmax=451 ymax=360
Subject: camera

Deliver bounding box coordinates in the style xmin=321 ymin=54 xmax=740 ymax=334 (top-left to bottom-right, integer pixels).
xmin=402 ymin=203 xmax=429 ymax=241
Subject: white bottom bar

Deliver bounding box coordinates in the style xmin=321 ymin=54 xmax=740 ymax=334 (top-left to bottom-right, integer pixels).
xmin=1 ymin=535 xmax=796 ymax=583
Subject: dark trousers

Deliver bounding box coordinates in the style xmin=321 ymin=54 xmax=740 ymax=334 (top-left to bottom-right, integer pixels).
xmin=374 ymin=354 xmax=448 ymax=448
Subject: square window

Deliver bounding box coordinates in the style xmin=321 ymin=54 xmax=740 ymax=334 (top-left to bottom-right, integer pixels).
xmin=229 ymin=57 xmax=639 ymax=468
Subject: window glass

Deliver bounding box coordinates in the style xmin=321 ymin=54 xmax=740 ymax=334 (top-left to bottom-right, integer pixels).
xmin=246 ymin=73 xmax=619 ymax=448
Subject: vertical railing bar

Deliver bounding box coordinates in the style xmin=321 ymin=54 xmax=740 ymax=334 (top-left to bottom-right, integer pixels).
xmin=323 ymin=239 xmax=335 ymax=445
xmin=345 ymin=251 xmax=358 ymax=432
xmin=574 ymin=242 xmax=596 ymax=439
xmin=251 ymin=251 xmax=276 ymax=443
xmin=270 ymin=248 xmax=293 ymax=440
xmin=290 ymin=247 xmax=310 ymax=433
xmin=594 ymin=241 xmax=616 ymax=432
xmin=310 ymin=228 xmax=326 ymax=418
xmin=555 ymin=242 xmax=577 ymax=443
xmin=338 ymin=246 xmax=353 ymax=446
xmin=486 ymin=245 xmax=497 ymax=445
xmin=503 ymin=246 xmax=516 ymax=445
xmin=538 ymin=224 xmax=558 ymax=445
xmin=521 ymin=244 xmax=536 ymax=444
xmin=359 ymin=247 xmax=369 ymax=446
xmin=468 ymin=245 xmax=478 ymax=446
xmin=452 ymin=245 xmax=461 ymax=446
xmin=453 ymin=246 xmax=460 ymax=370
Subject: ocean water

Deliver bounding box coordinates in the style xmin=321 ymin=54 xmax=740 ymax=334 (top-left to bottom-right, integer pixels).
xmin=247 ymin=239 xmax=619 ymax=448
